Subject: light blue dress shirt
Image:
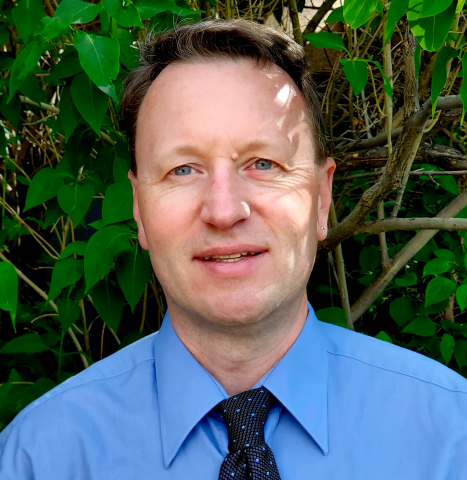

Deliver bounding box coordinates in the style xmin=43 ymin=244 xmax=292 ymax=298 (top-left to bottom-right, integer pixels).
xmin=1 ymin=304 xmax=467 ymax=479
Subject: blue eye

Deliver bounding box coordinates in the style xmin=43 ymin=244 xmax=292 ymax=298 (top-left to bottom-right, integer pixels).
xmin=253 ymin=160 xmax=273 ymax=170
xmin=173 ymin=166 xmax=192 ymax=176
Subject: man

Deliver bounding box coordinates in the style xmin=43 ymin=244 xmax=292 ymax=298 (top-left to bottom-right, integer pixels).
xmin=1 ymin=18 xmax=467 ymax=480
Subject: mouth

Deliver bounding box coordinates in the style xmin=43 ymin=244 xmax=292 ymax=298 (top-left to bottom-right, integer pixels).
xmin=200 ymin=252 xmax=262 ymax=262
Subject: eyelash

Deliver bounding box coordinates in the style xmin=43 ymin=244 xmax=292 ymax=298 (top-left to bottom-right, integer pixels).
xmin=170 ymin=158 xmax=278 ymax=176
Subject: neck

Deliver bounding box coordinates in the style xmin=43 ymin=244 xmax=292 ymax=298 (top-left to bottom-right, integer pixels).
xmin=168 ymin=294 xmax=309 ymax=396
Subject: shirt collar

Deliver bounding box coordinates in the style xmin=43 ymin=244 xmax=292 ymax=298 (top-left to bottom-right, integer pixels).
xmin=154 ymin=315 xmax=227 ymax=468
xmin=262 ymin=303 xmax=329 ymax=455
xmin=154 ymin=303 xmax=329 ymax=467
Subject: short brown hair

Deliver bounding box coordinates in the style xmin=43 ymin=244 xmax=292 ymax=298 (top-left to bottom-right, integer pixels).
xmin=120 ymin=18 xmax=326 ymax=173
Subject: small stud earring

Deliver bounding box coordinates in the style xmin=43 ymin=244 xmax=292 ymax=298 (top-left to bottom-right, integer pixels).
xmin=321 ymin=227 xmax=325 ymax=232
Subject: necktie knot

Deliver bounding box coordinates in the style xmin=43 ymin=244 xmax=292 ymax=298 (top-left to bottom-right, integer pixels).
xmin=216 ymin=388 xmax=275 ymax=453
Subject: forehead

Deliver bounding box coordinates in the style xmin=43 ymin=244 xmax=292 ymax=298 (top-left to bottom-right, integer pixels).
xmin=136 ymin=58 xmax=311 ymax=157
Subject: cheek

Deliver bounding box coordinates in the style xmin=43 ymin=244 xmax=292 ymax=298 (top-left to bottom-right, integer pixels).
xmin=139 ymin=189 xmax=197 ymax=254
xmin=257 ymin=189 xmax=315 ymax=267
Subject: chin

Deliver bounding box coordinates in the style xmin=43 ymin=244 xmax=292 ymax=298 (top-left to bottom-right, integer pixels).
xmin=195 ymin=285 xmax=288 ymax=326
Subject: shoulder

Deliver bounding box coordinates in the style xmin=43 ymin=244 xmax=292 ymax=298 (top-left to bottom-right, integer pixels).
xmin=319 ymin=320 xmax=467 ymax=395
xmin=1 ymin=331 xmax=159 ymax=444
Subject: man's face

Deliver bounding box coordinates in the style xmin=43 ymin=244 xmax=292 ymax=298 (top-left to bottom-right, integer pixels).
xmin=129 ymin=59 xmax=335 ymax=326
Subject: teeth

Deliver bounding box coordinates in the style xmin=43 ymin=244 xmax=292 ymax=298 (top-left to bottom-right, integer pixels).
xmin=202 ymin=252 xmax=258 ymax=261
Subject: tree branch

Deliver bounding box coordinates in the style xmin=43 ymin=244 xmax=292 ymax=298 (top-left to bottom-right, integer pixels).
xmin=321 ymin=96 xmax=436 ymax=253
xmin=355 ymin=217 xmax=467 ymax=235
xmin=350 ymin=188 xmax=467 ymax=322
xmin=303 ymin=0 xmax=336 ymax=37
xmin=335 ymin=144 xmax=467 ymax=173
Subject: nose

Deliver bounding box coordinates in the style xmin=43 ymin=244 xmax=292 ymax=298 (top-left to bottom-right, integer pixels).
xmin=200 ymin=167 xmax=250 ymax=229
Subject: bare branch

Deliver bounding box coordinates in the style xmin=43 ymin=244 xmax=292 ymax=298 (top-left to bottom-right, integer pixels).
xmin=335 ymin=144 xmax=467 ymax=173
xmin=303 ymin=0 xmax=336 ymax=36
xmin=355 ymin=217 xmax=467 ymax=235
xmin=350 ymin=188 xmax=467 ymax=322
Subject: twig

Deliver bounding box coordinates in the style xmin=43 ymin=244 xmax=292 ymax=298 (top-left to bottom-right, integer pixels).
xmin=350 ymin=188 xmax=467 ymax=322
xmin=0 ymin=251 xmax=89 ymax=369
xmin=329 ymin=200 xmax=353 ymax=330
xmin=355 ymin=217 xmax=467 ymax=234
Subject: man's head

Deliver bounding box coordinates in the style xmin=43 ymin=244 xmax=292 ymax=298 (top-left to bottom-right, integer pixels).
xmin=122 ymin=19 xmax=335 ymax=327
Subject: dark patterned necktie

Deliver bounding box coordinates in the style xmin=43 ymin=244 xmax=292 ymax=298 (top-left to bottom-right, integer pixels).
xmin=215 ymin=387 xmax=281 ymax=479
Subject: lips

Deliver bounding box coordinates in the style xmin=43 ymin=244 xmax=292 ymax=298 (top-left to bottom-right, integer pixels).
xmin=194 ymin=245 xmax=267 ymax=262
xmin=201 ymin=252 xmax=260 ymax=262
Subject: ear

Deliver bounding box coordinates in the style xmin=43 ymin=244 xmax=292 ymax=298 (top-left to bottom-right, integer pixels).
xmin=316 ymin=157 xmax=335 ymax=242
xmin=128 ymin=170 xmax=149 ymax=251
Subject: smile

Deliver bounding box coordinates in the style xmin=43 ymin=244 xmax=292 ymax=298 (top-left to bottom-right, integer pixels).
xmin=202 ymin=252 xmax=261 ymax=262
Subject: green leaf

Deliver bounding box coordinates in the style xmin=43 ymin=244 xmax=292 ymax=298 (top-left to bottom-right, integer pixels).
xmin=59 ymin=241 xmax=87 ymax=259
xmin=375 ymin=331 xmax=393 ymax=343
xmin=48 ymin=257 xmax=84 ymax=301
xmin=114 ymin=28 xmax=139 ymax=70
xmin=409 ymin=1 xmax=457 ymax=52
xmin=8 ymin=39 xmax=44 ymax=101
xmin=135 ymin=0 xmax=194 ymax=20
xmin=0 ymin=334 xmax=49 ymax=354
xmin=343 ymin=0 xmax=378 ymax=28
xmin=438 ymin=174 xmax=458 ymax=195
xmin=11 ymin=0 xmax=44 ymax=43
xmin=414 ymin=43 xmax=421 ymax=78
xmin=370 ymin=60 xmax=393 ymax=99
xmin=115 ymin=248 xmax=153 ymax=312
xmin=315 ymin=307 xmax=347 ymax=328
xmin=66 ymin=125 xmax=96 ymax=177
xmin=56 ymin=298 xmax=81 ymax=333
xmin=401 ymin=315 xmax=437 ymax=336
xmin=440 ymin=333 xmax=455 ymax=364
xmin=0 ymin=24 xmax=9 ymax=46
xmin=19 ymin=73 xmax=46 ymax=104
xmin=54 ymin=0 xmax=103 ymax=24
xmin=325 ymin=6 xmax=344 ymax=23
xmin=431 ymin=47 xmax=457 ymax=115
xmin=358 ymin=244 xmax=380 ymax=272
xmin=103 ymin=0 xmax=143 ymax=27
xmin=73 ymin=31 xmax=120 ymax=100
xmin=90 ymin=278 xmax=123 ymax=332
xmin=0 ymin=94 xmax=21 ymax=129
xmin=118 ymin=330 xmax=144 ymax=350
xmin=41 ymin=0 xmax=102 ymax=40
xmin=102 ymin=181 xmax=133 ymax=226
xmin=456 ymin=284 xmax=467 ymax=311
xmin=0 ymin=261 xmax=18 ymax=329
xmin=425 ymin=276 xmax=457 ymax=306
xmin=460 ymin=54 xmax=467 ymax=125
xmin=24 ymin=167 xmax=66 ymax=211
xmin=304 ymin=32 xmax=347 ymax=51
xmin=57 ymin=183 xmax=95 ymax=226
xmin=457 ymin=0 xmax=466 ymax=12
xmin=385 ymin=0 xmax=410 ymax=45
xmin=408 ymin=0 xmax=455 ymax=19
xmin=421 ymin=298 xmax=449 ymax=314
xmin=434 ymin=249 xmax=456 ymax=262
xmin=59 ymin=86 xmax=82 ymax=141
xmin=70 ymin=72 xmax=109 ymax=136
xmin=84 ymin=224 xmax=133 ymax=291
xmin=423 ymin=258 xmax=452 ymax=276
xmin=394 ymin=271 xmax=417 ymax=286
xmin=113 ymin=153 xmax=131 ymax=183
xmin=340 ymin=58 xmax=368 ymax=95
xmin=454 ymin=339 xmax=467 ymax=367
xmin=389 ymin=296 xmax=417 ymax=327
xmin=48 ymin=52 xmax=83 ymax=83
